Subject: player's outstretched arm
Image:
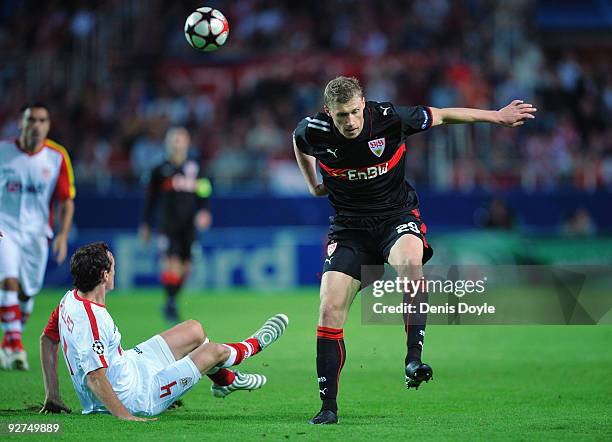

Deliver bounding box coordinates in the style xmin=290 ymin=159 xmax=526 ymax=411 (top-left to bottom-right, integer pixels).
xmin=430 ymin=100 xmax=537 ymax=128
xmin=293 ymin=141 xmax=328 ymax=197
xmin=40 ymin=334 xmax=71 ymax=414
xmin=86 ymin=368 xmax=156 ymax=422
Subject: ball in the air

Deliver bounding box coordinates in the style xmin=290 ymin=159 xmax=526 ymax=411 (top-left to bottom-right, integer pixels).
xmin=184 ymin=7 xmax=229 ymax=52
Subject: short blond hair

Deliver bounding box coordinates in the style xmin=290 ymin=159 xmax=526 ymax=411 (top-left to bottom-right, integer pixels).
xmin=324 ymin=76 xmax=363 ymax=108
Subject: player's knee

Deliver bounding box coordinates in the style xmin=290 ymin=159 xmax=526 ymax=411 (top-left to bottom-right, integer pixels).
xmin=393 ymin=255 xmax=422 ymax=270
xmin=184 ymin=319 xmax=206 ymax=345
xmin=202 ymin=342 xmax=229 ymax=363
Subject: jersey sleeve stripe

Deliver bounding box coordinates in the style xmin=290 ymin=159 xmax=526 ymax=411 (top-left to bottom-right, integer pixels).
xmin=307 ymin=123 xmax=331 ymax=132
xmin=82 ymin=301 xmax=108 ymax=368
xmin=45 ymin=139 xmax=76 ymax=199
xmin=306 ymin=117 xmax=330 ymax=126
xmin=424 ymin=106 xmax=433 ymax=129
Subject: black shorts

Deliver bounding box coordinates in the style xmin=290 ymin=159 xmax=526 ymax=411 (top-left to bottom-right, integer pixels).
xmin=158 ymin=228 xmax=196 ymax=261
xmin=323 ymin=208 xmax=433 ymax=285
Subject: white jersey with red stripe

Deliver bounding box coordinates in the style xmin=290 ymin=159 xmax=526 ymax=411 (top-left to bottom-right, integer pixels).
xmin=49 ymin=290 xmax=140 ymax=414
xmin=0 ymin=138 xmax=75 ymax=238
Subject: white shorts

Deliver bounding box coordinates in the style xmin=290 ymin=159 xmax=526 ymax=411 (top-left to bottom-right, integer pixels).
xmin=124 ymin=335 xmax=202 ymax=416
xmin=0 ymin=230 xmax=48 ymax=296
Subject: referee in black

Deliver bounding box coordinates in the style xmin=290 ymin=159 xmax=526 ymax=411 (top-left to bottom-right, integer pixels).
xmin=140 ymin=127 xmax=212 ymax=322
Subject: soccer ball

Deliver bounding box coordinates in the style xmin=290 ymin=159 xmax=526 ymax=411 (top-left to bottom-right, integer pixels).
xmin=184 ymin=7 xmax=229 ymax=52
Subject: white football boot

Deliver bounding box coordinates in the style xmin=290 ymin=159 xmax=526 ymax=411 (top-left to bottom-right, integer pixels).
xmin=11 ymin=349 xmax=30 ymax=371
xmin=250 ymin=313 xmax=289 ymax=350
xmin=211 ymin=371 xmax=267 ymax=398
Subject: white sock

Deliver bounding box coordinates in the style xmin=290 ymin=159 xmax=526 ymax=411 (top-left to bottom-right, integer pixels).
xmin=219 ymin=345 xmax=237 ymax=368
xmin=0 ymin=290 xmax=22 ymax=342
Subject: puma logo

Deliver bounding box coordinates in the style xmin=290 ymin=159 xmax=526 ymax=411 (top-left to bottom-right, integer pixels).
xmin=319 ymin=388 xmax=328 ymax=395
xmin=324 ymin=257 xmax=334 ymax=265
xmin=381 ymin=106 xmax=391 ymax=116
xmin=327 ymin=148 xmax=339 ymax=158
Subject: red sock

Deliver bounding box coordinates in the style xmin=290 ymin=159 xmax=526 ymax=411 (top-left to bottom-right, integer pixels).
xmin=0 ymin=304 xmax=23 ymax=350
xmin=222 ymin=338 xmax=261 ymax=366
xmin=160 ymin=270 xmax=181 ymax=285
xmin=207 ymin=368 xmax=236 ymax=386
xmin=1 ymin=331 xmax=24 ymax=350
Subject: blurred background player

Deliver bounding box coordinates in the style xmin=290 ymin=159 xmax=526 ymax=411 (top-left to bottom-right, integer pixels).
xmin=293 ymin=77 xmax=536 ymax=424
xmin=139 ymin=127 xmax=212 ymax=322
xmin=0 ymin=103 xmax=75 ymax=370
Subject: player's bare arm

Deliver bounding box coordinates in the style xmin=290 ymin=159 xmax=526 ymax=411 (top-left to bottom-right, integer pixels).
xmin=86 ymin=368 xmax=156 ymax=422
xmin=39 ymin=334 xmax=71 ymax=414
xmin=430 ymin=100 xmax=537 ymax=128
xmin=293 ymin=140 xmax=328 ymax=197
xmin=52 ymin=198 xmax=74 ymax=264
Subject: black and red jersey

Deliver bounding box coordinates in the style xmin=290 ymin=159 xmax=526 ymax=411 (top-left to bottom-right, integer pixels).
xmin=293 ymin=101 xmax=432 ymax=216
xmin=143 ymin=159 xmax=211 ymax=232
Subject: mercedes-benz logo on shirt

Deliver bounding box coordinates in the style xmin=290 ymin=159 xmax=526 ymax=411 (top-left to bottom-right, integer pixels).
xmin=92 ymin=340 xmax=105 ymax=355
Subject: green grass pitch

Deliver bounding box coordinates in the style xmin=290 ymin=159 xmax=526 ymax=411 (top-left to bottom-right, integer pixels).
xmin=0 ymin=288 xmax=610 ymax=441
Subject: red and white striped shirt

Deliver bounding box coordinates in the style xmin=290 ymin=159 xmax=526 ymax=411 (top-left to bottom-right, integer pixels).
xmin=44 ymin=290 xmax=138 ymax=414
xmin=0 ymin=138 xmax=75 ymax=238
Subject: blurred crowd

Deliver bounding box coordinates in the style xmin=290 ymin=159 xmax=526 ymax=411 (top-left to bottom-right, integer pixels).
xmin=0 ymin=0 xmax=610 ymax=194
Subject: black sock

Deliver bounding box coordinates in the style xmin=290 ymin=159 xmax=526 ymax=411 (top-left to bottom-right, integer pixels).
xmin=164 ymin=283 xmax=180 ymax=306
xmin=316 ymin=326 xmax=345 ymax=413
xmin=404 ymin=288 xmax=428 ymax=366
xmin=161 ymin=270 xmax=184 ymax=308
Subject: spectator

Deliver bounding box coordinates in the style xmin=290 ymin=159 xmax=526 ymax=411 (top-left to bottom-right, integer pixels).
xmin=561 ymin=208 xmax=597 ymax=236
xmin=476 ymin=198 xmax=516 ymax=230
xmin=0 ymin=0 xmax=609 ymax=194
